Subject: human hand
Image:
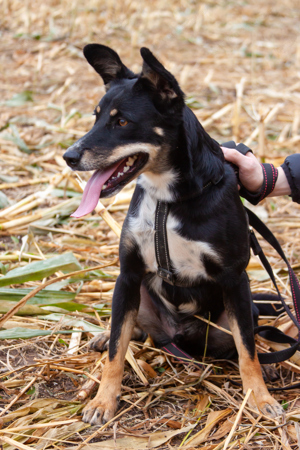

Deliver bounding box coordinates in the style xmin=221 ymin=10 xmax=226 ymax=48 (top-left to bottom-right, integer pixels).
xmin=221 ymin=146 xmax=264 ymax=192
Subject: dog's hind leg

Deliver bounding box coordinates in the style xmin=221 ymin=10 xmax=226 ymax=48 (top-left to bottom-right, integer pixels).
xmin=223 ymin=272 xmax=284 ymax=418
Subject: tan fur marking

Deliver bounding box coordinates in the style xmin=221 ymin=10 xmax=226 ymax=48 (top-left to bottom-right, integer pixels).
xmin=154 ymin=127 xmax=164 ymax=136
xmin=82 ymin=312 xmax=136 ymax=422
xmin=229 ymin=319 xmax=282 ymax=416
xmin=80 ymin=150 xmax=105 ymax=171
xmin=110 ymin=108 xmax=118 ymax=116
xmin=96 ymin=105 xmax=101 ymax=114
xmin=100 ymin=311 xmax=134 ymax=383
xmin=178 ymin=300 xmax=198 ymax=314
xmin=138 ymin=170 xmax=177 ymax=202
xmin=122 ymin=232 xmax=135 ymax=251
xmin=107 ymin=143 xmax=159 ymax=165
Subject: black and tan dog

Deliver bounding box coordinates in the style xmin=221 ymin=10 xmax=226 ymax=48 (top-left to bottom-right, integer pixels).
xmin=63 ymin=44 xmax=283 ymax=425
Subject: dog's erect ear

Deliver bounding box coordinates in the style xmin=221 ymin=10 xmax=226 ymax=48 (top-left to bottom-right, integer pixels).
xmin=83 ymin=44 xmax=134 ymax=88
xmin=139 ymin=47 xmax=184 ymax=104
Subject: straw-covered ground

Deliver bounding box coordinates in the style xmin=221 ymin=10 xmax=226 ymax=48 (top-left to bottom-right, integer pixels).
xmin=0 ymin=0 xmax=300 ymax=448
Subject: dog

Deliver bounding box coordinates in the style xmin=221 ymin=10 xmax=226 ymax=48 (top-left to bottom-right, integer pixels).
xmin=63 ymin=44 xmax=284 ymax=425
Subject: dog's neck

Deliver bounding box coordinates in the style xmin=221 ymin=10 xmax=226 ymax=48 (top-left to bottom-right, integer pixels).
xmin=138 ymin=106 xmax=224 ymax=203
xmin=138 ymin=170 xmax=178 ymax=202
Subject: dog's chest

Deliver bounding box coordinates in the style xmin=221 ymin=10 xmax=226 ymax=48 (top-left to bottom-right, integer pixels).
xmin=128 ymin=193 xmax=218 ymax=281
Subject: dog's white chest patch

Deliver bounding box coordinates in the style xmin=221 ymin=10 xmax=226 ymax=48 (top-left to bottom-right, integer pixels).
xmin=129 ymin=193 xmax=219 ymax=281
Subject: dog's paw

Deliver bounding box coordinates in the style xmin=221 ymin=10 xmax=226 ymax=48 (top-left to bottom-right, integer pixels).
xmin=82 ymin=395 xmax=119 ymax=425
xmin=250 ymin=394 xmax=284 ymax=419
xmin=89 ymin=331 xmax=110 ymax=352
xmin=261 ymin=365 xmax=280 ymax=383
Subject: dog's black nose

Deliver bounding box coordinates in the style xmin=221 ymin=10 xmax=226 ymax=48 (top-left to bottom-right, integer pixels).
xmin=63 ymin=149 xmax=81 ymax=168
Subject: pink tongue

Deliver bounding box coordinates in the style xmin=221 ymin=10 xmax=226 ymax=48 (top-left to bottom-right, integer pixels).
xmin=71 ymin=162 xmax=120 ymax=218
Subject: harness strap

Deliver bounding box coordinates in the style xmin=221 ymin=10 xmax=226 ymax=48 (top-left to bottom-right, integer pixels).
xmin=154 ymin=184 xmax=212 ymax=287
xmin=154 ymin=201 xmax=175 ymax=285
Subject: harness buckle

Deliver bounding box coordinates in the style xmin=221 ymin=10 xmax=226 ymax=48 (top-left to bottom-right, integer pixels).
xmin=157 ymin=267 xmax=176 ymax=285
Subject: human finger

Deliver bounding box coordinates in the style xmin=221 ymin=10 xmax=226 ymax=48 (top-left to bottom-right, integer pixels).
xmin=221 ymin=147 xmax=248 ymax=165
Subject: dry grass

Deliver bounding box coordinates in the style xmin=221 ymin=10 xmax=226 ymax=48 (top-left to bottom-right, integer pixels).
xmin=0 ymin=0 xmax=300 ymax=448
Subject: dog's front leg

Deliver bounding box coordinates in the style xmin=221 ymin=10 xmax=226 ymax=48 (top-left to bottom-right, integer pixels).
xmin=223 ymin=271 xmax=284 ymax=418
xmin=82 ymin=271 xmax=142 ymax=425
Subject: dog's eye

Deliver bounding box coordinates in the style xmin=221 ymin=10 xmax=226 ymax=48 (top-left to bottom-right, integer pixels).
xmin=118 ymin=119 xmax=128 ymax=127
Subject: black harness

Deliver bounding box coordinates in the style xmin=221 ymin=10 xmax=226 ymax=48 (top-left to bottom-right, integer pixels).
xmin=154 ymin=191 xmax=210 ymax=287
xmin=154 ymin=201 xmax=174 ymax=285
xmin=154 ymin=142 xmax=300 ymax=372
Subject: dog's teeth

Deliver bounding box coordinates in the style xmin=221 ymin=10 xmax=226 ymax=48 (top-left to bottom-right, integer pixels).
xmin=126 ymin=157 xmax=134 ymax=167
xmin=117 ymin=172 xmax=123 ymax=178
xmin=103 ymin=184 xmax=107 ymax=189
xmin=123 ymin=166 xmax=129 ymax=172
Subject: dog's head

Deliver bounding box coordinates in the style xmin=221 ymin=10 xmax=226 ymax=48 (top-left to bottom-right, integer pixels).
xmin=63 ymin=44 xmax=186 ymax=217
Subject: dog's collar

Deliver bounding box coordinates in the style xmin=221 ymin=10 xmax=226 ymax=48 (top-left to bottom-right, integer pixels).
xmin=154 ymin=181 xmax=214 ymax=286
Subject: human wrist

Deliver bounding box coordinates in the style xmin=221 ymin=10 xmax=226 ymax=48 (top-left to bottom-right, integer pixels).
xmin=249 ymin=165 xmax=264 ymax=192
xmin=268 ymin=167 xmax=291 ymax=197
xmin=239 ymin=163 xmax=278 ymax=205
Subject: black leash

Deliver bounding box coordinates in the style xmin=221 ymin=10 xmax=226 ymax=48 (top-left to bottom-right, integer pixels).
xmin=162 ymin=342 xmax=207 ymax=370
xmin=246 ymin=207 xmax=300 ymax=364
xmin=228 ymin=377 xmax=300 ymax=391
xmin=222 ymin=140 xmax=279 ymax=203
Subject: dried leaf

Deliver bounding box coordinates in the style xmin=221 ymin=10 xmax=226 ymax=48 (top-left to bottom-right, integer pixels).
xmin=0 ymin=191 xmax=10 ymax=209
xmin=38 ymin=313 xmax=105 ymax=335
xmin=158 ymin=419 xmax=182 ymax=429
xmin=287 ymin=424 xmax=297 ymax=441
xmin=194 ymin=394 xmax=210 ymax=416
xmin=0 ymin=327 xmax=81 ymax=340
xmin=64 ymin=425 xmax=194 ymax=449
xmin=0 ymin=301 xmax=48 ymax=316
xmin=35 ymin=421 xmax=89 ymax=449
xmin=4 ymin=91 xmax=33 ymax=107
xmin=137 ymin=359 xmax=157 ymax=378
xmin=187 ymin=409 xmax=232 ymax=445
xmin=3 ymin=399 xmax=74 ymax=423
xmin=0 ymin=253 xmax=82 ymax=287
xmin=0 ymin=287 xmax=76 ymax=303
xmin=2 ymin=124 xmax=31 ymax=153
xmin=209 ymin=414 xmax=237 ymax=441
